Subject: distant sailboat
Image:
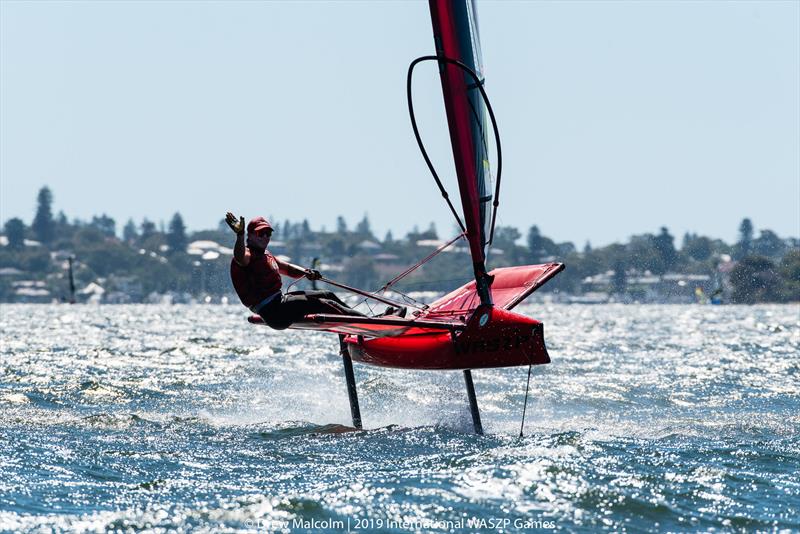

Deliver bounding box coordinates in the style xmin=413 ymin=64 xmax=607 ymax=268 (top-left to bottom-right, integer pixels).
xmin=67 ymin=256 xmax=76 ymax=304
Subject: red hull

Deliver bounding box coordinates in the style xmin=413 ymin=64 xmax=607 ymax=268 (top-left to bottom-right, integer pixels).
xmin=345 ymin=306 xmax=550 ymax=370
xmin=247 ymin=264 xmax=564 ymax=371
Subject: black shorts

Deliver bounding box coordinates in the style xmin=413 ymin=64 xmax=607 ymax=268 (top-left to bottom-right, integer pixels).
xmin=258 ymin=290 xmax=365 ymax=330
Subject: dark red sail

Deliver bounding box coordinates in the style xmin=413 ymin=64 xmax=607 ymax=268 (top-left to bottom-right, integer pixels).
xmin=429 ymin=0 xmax=493 ymax=278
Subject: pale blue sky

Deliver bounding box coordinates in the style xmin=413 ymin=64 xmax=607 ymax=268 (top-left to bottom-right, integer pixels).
xmin=1 ymin=0 xmax=798 ymax=247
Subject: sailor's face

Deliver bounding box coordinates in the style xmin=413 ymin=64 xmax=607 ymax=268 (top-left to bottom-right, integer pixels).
xmin=248 ymin=229 xmax=272 ymax=249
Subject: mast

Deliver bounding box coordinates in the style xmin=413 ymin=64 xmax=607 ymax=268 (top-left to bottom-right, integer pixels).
xmin=67 ymin=256 xmax=76 ymax=304
xmin=428 ymin=0 xmax=494 ymax=306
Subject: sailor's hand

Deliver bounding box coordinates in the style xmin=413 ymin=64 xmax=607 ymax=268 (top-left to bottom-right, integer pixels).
xmin=225 ymin=212 xmax=245 ymax=235
xmin=305 ymin=269 xmax=322 ymax=281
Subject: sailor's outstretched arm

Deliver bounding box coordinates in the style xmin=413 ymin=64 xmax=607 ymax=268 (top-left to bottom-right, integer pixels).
xmin=233 ymin=232 xmax=249 ymax=266
xmin=276 ymin=257 xmax=321 ymax=280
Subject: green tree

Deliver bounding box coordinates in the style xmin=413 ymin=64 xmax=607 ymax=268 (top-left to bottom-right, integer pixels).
xmin=90 ymin=214 xmax=116 ymax=237
xmin=611 ymin=259 xmax=627 ymax=295
xmin=493 ymin=226 xmax=522 ymax=263
xmin=56 ymin=211 xmax=68 ymax=228
xmin=426 ymin=222 xmax=438 ymax=240
xmin=627 ymin=234 xmax=663 ymax=274
xmin=681 ymin=232 xmax=691 ymax=250
xmin=778 ymin=249 xmax=800 ymax=302
xmin=653 ymin=226 xmax=677 ymax=271
xmin=736 ymin=218 xmax=754 ymax=258
xmin=344 ymin=255 xmax=377 ymax=289
xmin=301 ymin=219 xmax=312 ymax=240
xmin=557 ymin=241 xmax=576 ymax=256
xmin=415 ymin=223 xmax=438 ymax=240
xmin=140 ymin=219 xmax=157 ymax=241
xmin=355 ymin=214 xmax=373 ymax=239
xmin=51 ymin=211 xmax=78 ymax=246
xmin=730 ymin=255 xmax=782 ymax=303
xmin=21 ymin=249 xmax=51 ymax=273
xmin=336 ymin=216 xmax=348 ymax=234
xmin=72 ymin=225 xmax=107 ymax=248
xmin=683 ymin=234 xmax=713 ymax=262
xmin=493 ymin=226 xmax=520 ymax=249
xmin=81 ymin=243 xmax=139 ymax=277
xmin=322 ymin=234 xmax=347 ymax=261
xmin=527 ymin=225 xmax=544 ymax=262
xmin=752 ymin=229 xmax=786 ymax=258
xmin=4 ymin=218 xmax=26 ymax=249
xmin=122 ymin=219 xmax=138 ymax=242
xmin=32 ymin=186 xmax=54 ymax=244
xmin=167 ymin=212 xmax=188 ymax=253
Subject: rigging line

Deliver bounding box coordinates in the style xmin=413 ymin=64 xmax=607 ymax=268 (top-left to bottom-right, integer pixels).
xmin=319 ymin=275 xmax=422 ymax=310
xmin=284 ymin=275 xmax=303 ymax=293
xmin=376 ymin=233 xmax=466 ymax=293
xmin=376 ymin=280 xmax=426 ymax=311
xmin=390 ymin=278 xmax=473 ymax=291
xmin=392 ymin=293 xmax=425 ymax=312
xmin=406 ymin=55 xmax=504 ymax=247
xmin=407 ymin=56 xmax=466 ymax=234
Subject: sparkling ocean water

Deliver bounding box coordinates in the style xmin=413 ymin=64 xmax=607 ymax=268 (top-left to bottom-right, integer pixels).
xmin=0 ymin=303 xmax=798 ymax=533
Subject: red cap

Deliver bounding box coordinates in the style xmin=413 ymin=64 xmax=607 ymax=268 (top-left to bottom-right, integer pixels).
xmin=247 ymin=216 xmax=272 ymax=234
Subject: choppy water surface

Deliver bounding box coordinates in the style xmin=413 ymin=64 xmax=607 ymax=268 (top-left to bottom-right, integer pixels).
xmin=0 ymin=303 xmax=798 ymax=532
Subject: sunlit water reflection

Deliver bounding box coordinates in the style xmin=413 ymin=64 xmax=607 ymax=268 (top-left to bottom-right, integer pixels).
xmin=1 ymin=303 xmax=798 ymax=532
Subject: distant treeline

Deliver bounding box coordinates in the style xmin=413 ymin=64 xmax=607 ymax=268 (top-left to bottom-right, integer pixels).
xmin=1 ymin=186 xmax=798 ymax=303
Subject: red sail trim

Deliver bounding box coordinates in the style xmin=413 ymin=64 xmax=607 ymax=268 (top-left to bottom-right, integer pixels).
xmin=422 ymin=263 xmax=565 ymax=317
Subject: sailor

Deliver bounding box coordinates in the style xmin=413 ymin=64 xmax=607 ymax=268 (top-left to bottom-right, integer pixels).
xmin=225 ymin=212 xmax=367 ymax=329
